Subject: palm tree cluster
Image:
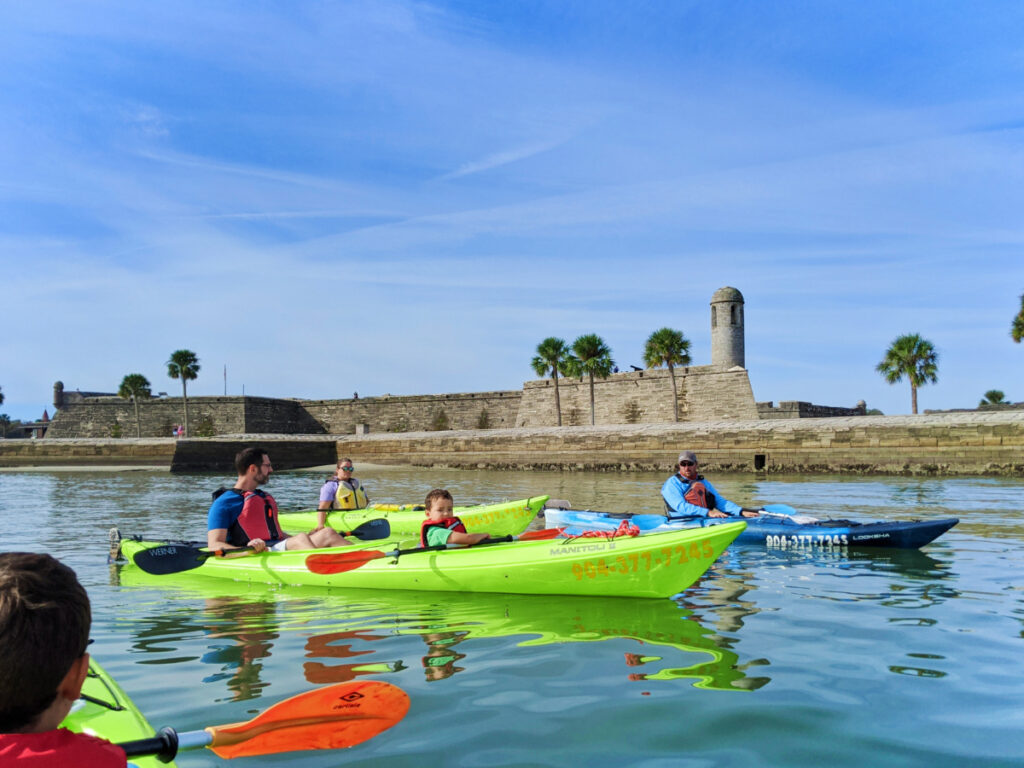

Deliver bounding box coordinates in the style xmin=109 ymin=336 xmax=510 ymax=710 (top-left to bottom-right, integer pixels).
xmin=979 ymin=390 xmax=1007 ymax=407
xmin=531 ymin=328 xmax=692 ymax=427
xmin=109 ymin=349 xmax=201 ymax=438
xmin=531 ymin=334 xmax=615 ymax=426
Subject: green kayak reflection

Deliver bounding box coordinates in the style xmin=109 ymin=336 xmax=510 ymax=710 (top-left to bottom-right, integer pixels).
xmin=115 ymin=565 xmax=770 ymax=693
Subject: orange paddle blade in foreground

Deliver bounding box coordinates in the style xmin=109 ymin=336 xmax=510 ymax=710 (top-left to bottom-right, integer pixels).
xmin=208 ymin=680 xmax=409 ymax=759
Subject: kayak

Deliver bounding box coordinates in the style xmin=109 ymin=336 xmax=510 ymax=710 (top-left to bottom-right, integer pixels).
xmin=63 ymin=658 xmax=175 ymax=768
xmin=281 ymin=496 xmax=548 ymax=538
xmin=543 ymin=506 xmax=958 ymax=550
xmin=118 ymin=522 xmax=746 ymax=599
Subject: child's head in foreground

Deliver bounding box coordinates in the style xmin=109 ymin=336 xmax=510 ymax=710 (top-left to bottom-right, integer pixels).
xmin=424 ymin=488 xmax=454 ymax=520
xmin=0 ymin=552 xmax=91 ymax=733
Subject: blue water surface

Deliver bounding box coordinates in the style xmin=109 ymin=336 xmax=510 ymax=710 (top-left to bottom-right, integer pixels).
xmin=1 ymin=466 xmax=1021 ymax=767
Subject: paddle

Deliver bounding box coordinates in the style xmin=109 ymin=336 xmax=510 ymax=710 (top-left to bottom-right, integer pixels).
xmin=132 ymin=518 xmax=392 ymax=575
xmin=116 ymin=680 xmax=408 ymax=761
xmin=306 ymin=527 xmax=565 ymax=575
xmin=761 ymin=503 xmax=796 ymax=516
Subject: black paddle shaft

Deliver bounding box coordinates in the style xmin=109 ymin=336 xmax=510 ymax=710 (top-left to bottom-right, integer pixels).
xmin=119 ymin=726 xmax=179 ymax=761
xmin=131 ymin=518 xmax=391 ymax=575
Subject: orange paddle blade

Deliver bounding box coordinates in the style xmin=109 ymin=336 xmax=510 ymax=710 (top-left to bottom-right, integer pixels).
xmin=518 ymin=527 xmax=564 ymax=540
xmin=208 ymin=680 xmax=408 ymax=759
xmin=306 ymin=549 xmax=386 ymax=575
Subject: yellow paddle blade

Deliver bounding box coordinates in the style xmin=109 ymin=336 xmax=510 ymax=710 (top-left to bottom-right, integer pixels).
xmin=207 ymin=680 xmax=409 ymax=759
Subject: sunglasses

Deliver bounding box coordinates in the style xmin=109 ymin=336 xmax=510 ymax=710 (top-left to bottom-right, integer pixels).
xmin=340 ymin=465 xmax=354 ymax=471
xmin=679 ymin=460 xmax=696 ymax=467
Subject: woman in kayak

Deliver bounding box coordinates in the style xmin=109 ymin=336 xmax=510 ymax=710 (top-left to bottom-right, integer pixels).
xmin=0 ymin=553 xmax=126 ymax=766
xmin=316 ymin=458 xmax=370 ymax=532
xmin=661 ymin=451 xmax=762 ymax=520
xmin=420 ymin=489 xmax=492 ymax=547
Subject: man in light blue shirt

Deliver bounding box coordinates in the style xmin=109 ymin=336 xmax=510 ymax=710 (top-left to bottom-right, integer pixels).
xmin=661 ymin=451 xmax=762 ymax=519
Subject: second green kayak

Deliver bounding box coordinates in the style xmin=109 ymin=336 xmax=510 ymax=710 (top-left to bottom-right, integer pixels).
xmin=281 ymin=495 xmax=548 ymax=538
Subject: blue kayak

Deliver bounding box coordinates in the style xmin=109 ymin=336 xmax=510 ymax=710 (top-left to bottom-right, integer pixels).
xmin=543 ymin=505 xmax=958 ymax=550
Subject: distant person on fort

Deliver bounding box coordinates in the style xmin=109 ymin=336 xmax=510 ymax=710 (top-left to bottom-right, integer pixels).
xmin=661 ymin=451 xmax=762 ymax=519
xmin=209 ymin=446 xmax=349 ymax=552
xmin=316 ymin=458 xmax=369 ymax=529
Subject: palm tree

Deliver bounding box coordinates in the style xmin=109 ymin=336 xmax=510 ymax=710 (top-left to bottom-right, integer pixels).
xmin=1012 ymin=294 xmax=1024 ymax=343
xmin=643 ymin=327 xmax=691 ymax=422
xmin=531 ymin=337 xmax=573 ymax=427
xmin=570 ymin=334 xmax=614 ymax=425
xmin=0 ymin=385 xmax=4 ymax=406
xmin=876 ymin=334 xmax=938 ymax=415
xmin=980 ymin=389 xmax=1007 ymax=407
xmin=118 ymin=373 xmax=152 ymax=438
xmin=167 ymin=349 xmax=200 ymax=436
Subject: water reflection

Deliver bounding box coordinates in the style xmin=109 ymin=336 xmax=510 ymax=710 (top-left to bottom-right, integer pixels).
xmin=114 ymin=564 xmax=771 ymax=694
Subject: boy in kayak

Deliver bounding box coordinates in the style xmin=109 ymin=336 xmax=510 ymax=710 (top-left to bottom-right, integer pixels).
xmin=420 ymin=488 xmax=492 ymax=547
xmin=316 ymin=458 xmax=370 ymax=530
xmin=208 ymin=446 xmax=350 ymax=553
xmin=0 ymin=552 xmax=126 ymax=766
xmin=661 ymin=451 xmax=762 ymax=519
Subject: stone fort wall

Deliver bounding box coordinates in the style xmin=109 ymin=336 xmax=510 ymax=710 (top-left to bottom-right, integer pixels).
xmin=44 ymin=391 xmax=524 ymax=438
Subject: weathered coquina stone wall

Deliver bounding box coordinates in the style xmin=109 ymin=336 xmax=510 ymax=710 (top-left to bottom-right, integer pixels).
xmin=0 ymin=437 xmax=335 ymax=471
xmin=333 ymin=411 xmax=1024 ymax=476
xmin=5 ymin=412 xmax=1021 ymax=475
xmin=43 ymin=391 xmax=521 ymax=439
xmin=517 ymin=366 xmax=758 ymax=426
xmin=43 ymin=396 xmax=322 ymax=438
xmin=302 ymin=391 xmax=521 ymax=434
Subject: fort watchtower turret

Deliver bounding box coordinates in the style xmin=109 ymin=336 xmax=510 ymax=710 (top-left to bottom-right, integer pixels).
xmin=710 ymin=286 xmax=745 ymax=369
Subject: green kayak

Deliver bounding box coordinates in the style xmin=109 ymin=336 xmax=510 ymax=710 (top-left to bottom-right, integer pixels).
xmin=119 ymin=522 xmax=745 ymax=599
xmin=62 ymin=658 xmax=174 ymax=768
xmin=280 ymin=495 xmax=548 ymax=538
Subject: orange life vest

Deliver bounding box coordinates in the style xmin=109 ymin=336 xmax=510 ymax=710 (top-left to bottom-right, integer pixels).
xmin=683 ymin=479 xmax=717 ymax=510
xmin=420 ymin=517 xmax=467 ymax=547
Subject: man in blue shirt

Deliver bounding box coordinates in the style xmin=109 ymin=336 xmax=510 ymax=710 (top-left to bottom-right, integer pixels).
xmin=661 ymin=451 xmax=762 ymax=519
xmin=208 ymin=447 xmax=350 ymax=553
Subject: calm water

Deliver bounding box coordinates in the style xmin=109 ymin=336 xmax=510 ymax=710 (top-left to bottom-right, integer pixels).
xmin=1 ymin=465 xmax=1022 ymax=767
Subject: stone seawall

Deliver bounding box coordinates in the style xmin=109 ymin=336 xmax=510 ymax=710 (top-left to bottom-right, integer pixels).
xmin=334 ymin=411 xmax=1024 ymax=476
xmin=0 ymin=437 xmax=336 ymax=472
xmin=4 ymin=412 xmax=1022 ymax=475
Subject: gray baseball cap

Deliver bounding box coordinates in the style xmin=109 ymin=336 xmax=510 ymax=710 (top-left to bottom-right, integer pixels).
xmin=678 ymin=451 xmax=698 ymax=464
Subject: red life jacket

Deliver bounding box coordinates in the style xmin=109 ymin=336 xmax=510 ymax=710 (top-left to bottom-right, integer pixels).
xmin=224 ymin=488 xmax=282 ymax=546
xmin=0 ymin=730 xmax=125 ymax=768
xmin=683 ymin=478 xmax=717 ymax=510
xmin=420 ymin=517 xmax=467 ymax=547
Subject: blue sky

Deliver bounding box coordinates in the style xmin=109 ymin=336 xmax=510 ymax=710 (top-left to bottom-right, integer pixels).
xmin=2 ymin=1 xmax=1023 ymax=422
